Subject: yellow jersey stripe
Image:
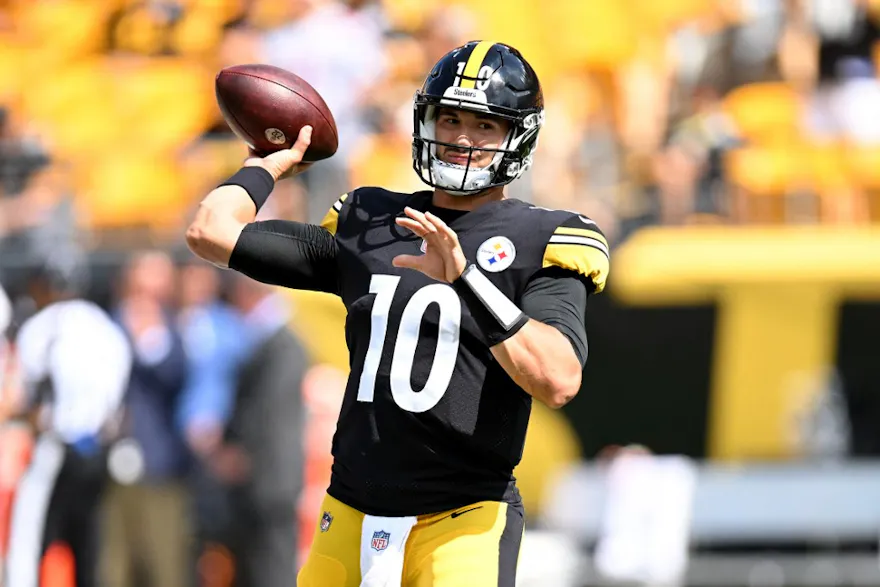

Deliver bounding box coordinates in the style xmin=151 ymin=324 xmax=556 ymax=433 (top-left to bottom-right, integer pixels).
xmin=553 ymin=226 xmax=609 ymax=248
xmin=542 ymin=243 xmax=609 ymax=293
xmin=459 ymin=41 xmax=496 ymax=89
xmin=320 ymin=193 xmax=349 ymax=235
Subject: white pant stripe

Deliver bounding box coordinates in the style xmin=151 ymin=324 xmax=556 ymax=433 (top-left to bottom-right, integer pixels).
xmin=5 ymin=436 xmax=65 ymax=587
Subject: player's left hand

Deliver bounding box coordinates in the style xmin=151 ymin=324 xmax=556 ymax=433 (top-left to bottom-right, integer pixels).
xmin=393 ymin=207 xmax=467 ymax=283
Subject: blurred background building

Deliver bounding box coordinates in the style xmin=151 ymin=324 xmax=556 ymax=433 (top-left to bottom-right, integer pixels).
xmin=3 ymin=0 xmax=880 ymax=585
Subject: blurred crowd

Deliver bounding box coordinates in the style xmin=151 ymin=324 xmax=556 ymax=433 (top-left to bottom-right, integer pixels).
xmin=1 ymin=0 xmax=880 ymax=259
xmin=0 ymin=250 xmax=347 ymax=587
xmin=2 ymin=0 xmax=880 ymax=586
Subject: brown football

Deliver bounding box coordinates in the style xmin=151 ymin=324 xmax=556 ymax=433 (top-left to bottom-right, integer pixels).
xmin=215 ymin=64 xmax=338 ymax=161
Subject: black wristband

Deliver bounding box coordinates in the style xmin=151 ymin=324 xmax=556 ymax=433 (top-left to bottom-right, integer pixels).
xmin=219 ymin=166 xmax=275 ymax=212
xmin=453 ymin=265 xmax=529 ymax=346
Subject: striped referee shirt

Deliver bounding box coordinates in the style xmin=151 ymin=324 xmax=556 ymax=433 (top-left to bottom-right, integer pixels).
xmin=16 ymin=299 xmax=132 ymax=443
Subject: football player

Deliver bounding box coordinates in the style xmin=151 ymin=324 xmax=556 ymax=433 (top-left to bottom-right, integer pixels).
xmin=186 ymin=41 xmax=609 ymax=587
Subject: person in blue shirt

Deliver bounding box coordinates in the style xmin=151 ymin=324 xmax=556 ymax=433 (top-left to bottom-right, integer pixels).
xmin=175 ymin=258 xmax=248 ymax=573
xmin=103 ymin=250 xmax=190 ymax=587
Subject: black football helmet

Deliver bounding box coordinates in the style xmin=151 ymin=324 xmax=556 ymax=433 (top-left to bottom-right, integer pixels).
xmin=412 ymin=41 xmax=544 ymax=195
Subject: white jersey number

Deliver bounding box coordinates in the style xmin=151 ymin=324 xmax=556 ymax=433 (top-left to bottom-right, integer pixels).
xmin=356 ymin=274 xmax=461 ymax=413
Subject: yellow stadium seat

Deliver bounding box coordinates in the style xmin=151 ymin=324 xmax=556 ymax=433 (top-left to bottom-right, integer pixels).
xmin=846 ymin=146 xmax=880 ymax=190
xmin=846 ymin=145 xmax=880 ymax=222
xmin=111 ymin=58 xmax=216 ymax=154
xmin=726 ymin=143 xmax=851 ymax=196
xmin=14 ymin=0 xmax=109 ymax=65
xmin=169 ymin=8 xmax=225 ymax=57
xmin=722 ymin=82 xmax=803 ymax=145
xmin=80 ymin=156 xmax=187 ymax=233
xmin=726 ymin=147 xmax=794 ymax=196
xmin=724 ymin=146 xmax=794 ymax=223
xmin=544 ymin=0 xmax=639 ymax=72
xmin=802 ymin=143 xmax=849 ymax=193
xmin=20 ymin=58 xmax=112 ymax=124
xmin=179 ymin=0 xmax=247 ymax=23
xmin=248 ymin=0 xmax=295 ymax=29
xmin=383 ymin=0 xmax=445 ymax=32
xmin=725 ymin=142 xmax=862 ymax=224
xmin=630 ymin=0 xmax=715 ymax=34
xmin=465 ymin=0 xmax=637 ymax=77
xmin=37 ymin=103 xmax=124 ymax=161
xmin=0 ymin=36 xmax=25 ymax=102
xmin=20 ymin=59 xmax=123 ymax=158
xmin=109 ymin=3 xmax=171 ymax=56
xmin=804 ymin=142 xmax=869 ymax=224
xmin=443 ymin=0 xmax=551 ymax=79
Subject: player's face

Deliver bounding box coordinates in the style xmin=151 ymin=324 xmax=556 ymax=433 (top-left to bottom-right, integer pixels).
xmin=434 ymin=108 xmax=511 ymax=169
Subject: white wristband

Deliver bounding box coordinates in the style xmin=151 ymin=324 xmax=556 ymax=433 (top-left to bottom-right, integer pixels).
xmin=459 ymin=265 xmax=525 ymax=331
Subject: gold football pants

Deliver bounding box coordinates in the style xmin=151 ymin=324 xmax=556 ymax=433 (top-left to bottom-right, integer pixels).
xmin=298 ymin=493 xmax=524 ymax=586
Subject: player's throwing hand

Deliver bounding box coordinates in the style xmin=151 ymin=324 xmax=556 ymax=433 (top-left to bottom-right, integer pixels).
xmin=393 ymin=207 xmax=468 ymax=283
xmin=243 ymin=125 xmax=314 ymax=181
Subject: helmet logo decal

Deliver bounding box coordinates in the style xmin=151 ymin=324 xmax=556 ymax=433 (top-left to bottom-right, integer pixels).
xmin=447 ymin=87 xmax=485 ymax=101
xmin=440 ymin=86 xmax=489 ymax=111
xmin=523 ymin=112 xmax=545 ymax=129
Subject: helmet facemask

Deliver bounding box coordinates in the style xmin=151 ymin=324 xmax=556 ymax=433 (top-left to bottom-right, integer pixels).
xmin=412 ymin=90 xmax=543 ymax=196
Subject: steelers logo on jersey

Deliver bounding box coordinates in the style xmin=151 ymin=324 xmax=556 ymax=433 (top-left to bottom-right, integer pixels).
xmin=477 ymin=236 xmax=516 ymax=272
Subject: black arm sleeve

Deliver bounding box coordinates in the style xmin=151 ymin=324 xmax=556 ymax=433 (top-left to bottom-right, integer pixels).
xmin=520 ymin=268 xmax=589 ymax=367
xmin=228 ymin=220 xmax=339 ymax=294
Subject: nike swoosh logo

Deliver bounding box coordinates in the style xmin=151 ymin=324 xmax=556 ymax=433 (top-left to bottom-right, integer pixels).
xmin=450 ymin=506 xmax=483 ymax=519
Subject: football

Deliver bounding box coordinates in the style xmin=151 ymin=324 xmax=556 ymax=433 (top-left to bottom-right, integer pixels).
xmin=215 ymin=64 xmax=338 ymax=161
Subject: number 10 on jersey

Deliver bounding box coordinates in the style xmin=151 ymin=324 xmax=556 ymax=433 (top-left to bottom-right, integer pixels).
xmin=357 ymin=274 xmax=462 ymax=413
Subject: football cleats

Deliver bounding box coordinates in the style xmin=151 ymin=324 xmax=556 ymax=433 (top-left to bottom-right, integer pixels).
xmin=412 ymin=41 xmax=544 ymax=195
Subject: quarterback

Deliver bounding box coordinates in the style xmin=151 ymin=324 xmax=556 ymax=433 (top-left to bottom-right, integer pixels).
xmin=186 ymin=41 xmax=609 ymax=587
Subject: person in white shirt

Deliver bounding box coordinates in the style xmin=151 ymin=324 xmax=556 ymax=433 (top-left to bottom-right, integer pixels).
xmin=4 ymin=256 xmax=132 ymax=587
xmin=0 ymin=282 xmax=10 ymax=398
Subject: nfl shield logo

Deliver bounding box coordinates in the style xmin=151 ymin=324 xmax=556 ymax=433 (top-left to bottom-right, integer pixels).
xmin=371 ymin=530 xmax=390 ymax=552
xmin=320 ymin=511 xmax=333 ymax=533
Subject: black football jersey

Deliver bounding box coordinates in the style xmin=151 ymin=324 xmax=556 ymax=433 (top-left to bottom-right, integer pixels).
xmin=319 ymin=187 xmax=608 ymax=516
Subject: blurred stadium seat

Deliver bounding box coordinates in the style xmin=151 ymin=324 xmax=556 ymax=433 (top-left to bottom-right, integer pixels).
xmin=81 ymin=155 xmax=187 ymax=235
xmin=725 ymin=141 xmax=860 ymax=223
xmin=725 ymin=146 xmax=796 ymax=195
xmin=722 ymin=82 xmax=804 ymax=146
xmin=845 ymin=145 xmax=880 ymax=222
xmin=845 ymin=145 xmax=880 ymax=190
xmin=21 ymin=59 xmax=117 ymax=157
xmin=383 ymin=0 xmax=445 ymax=31
xmin=14 ymin=0 xmax=110 ymax=65
xmin=111 ymin=58 xmax=215 ymax=153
